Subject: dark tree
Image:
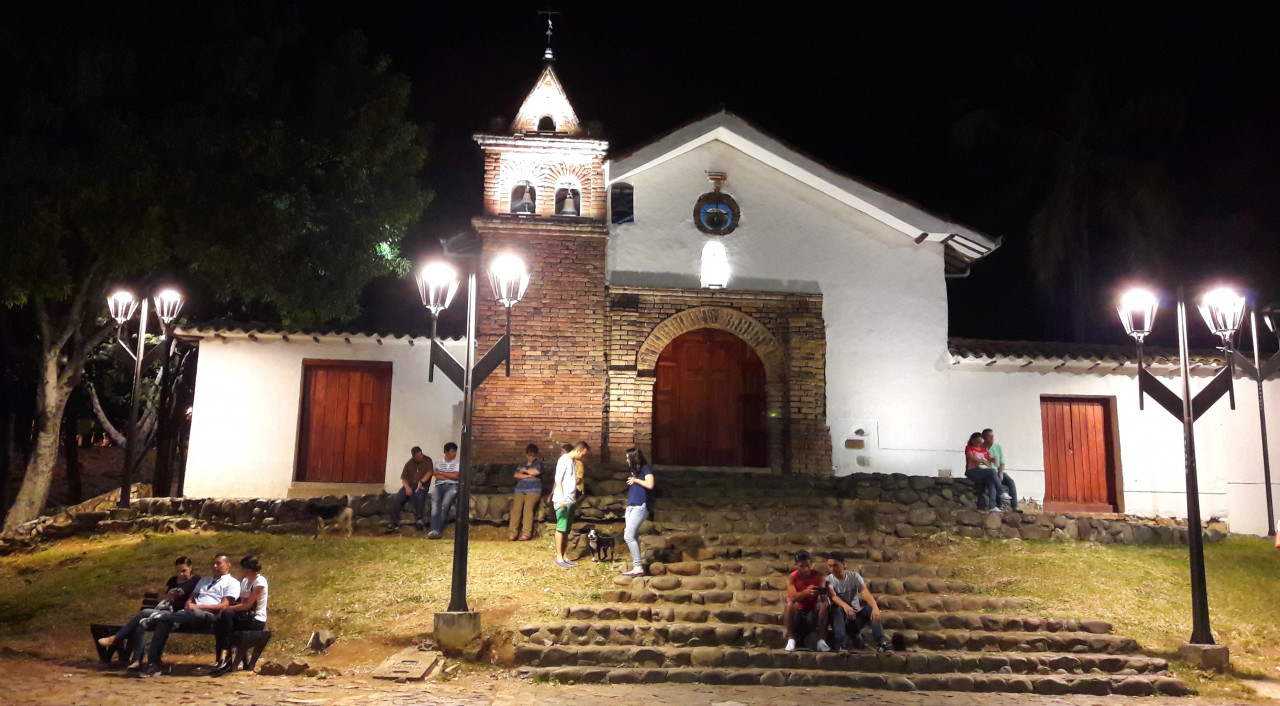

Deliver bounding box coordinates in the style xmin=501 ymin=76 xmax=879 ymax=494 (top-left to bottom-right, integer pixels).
xmin=0 ymin=4 xmax=432 ymax=529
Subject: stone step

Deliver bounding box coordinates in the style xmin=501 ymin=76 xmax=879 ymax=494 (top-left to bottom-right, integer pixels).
xmin=517 ymin=622 xmax=1133 ymax=653
xmin=613 ymin=574 xmax=973 ymax=596
xmin=516 ymin=666 xmax=1190 ymax=695
xmin=639 ymin=558 xmax=947 ymax=579
xmin=642 ymin=535 xmax=912 ymax=561
xmin=514 ymin=643 xmax=1159 ymax=673
xmin=555 ymin=605 xmax=1113 ymax=635
xmin=599 ymin=588 xmax=1022 ymax=613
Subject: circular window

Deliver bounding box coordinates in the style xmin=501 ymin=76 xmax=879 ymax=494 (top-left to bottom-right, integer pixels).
xmin=693 ymin=192 xmax=740 ymax=235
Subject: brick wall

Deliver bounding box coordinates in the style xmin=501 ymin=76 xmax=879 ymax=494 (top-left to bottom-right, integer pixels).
xmin=470 ymin=216 xmax=609 ymax=465
xmin=604 ymin=286 xmax=832 ymax=475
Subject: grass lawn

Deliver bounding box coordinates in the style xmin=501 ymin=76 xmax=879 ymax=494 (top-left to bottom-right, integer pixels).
xmin=926 ymin=534 xmax=1280 ymax=699
xmin=0 ymin=525 xmax=618 ymax=665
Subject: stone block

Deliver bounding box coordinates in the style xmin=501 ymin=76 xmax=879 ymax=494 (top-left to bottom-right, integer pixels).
xmin=1178 ymin=643 xmax=1229 ymax=672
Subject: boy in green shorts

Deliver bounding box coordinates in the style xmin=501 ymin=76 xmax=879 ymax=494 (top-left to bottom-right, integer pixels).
xmin=553 ymin=441 xmax=589 ymax=568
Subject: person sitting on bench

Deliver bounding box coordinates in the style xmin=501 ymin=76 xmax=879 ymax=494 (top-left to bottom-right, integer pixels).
xmin=210 ymin=555 xmax=269 ymax=676
xmin=825 ymin=551 xmax=890 ymax=652
xmin=139 ymin=554 xmax=240 ymax=678
xmin=783 ymin=550 xmax=831 ymax=652
xmin=95 ymin=555 xmax=202 ymax=670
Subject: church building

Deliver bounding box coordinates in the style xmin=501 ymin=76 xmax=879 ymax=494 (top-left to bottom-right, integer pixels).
xmin=178 ymin=50 xmax=1280 ymax=536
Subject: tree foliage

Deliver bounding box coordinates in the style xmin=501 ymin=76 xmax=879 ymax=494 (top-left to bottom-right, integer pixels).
xmin=0 ymin=3 xmax=432 ymax=528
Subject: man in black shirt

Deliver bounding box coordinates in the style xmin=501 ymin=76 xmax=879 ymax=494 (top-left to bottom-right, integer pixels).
xmin=96 ymin=555 xmax=202 ymax=669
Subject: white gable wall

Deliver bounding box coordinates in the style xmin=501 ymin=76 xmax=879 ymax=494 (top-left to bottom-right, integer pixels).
xmin=184 ymin=335 xmax=466 ymax=499
xmin=608 ymin=139 xmax=958 ymax=478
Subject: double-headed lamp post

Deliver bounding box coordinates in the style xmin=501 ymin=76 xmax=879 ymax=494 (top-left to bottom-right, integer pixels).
xmin=415 ymin=251 xmax=529 ymax=624
xmin=1118 ymin=285 xmax=1244 ymax=647
xmin=107 ymin=288 xmax=184 ymax=509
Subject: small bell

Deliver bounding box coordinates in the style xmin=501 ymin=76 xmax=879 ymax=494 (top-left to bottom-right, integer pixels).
xmin=560 ymin=190 xmax=578 ymax=216
xmin=515 ymin=186 xmax=535 ymax=213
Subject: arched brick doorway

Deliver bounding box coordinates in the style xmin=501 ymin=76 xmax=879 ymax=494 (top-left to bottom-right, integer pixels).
xmin=653 ymin=328 xmax=767 ymax=467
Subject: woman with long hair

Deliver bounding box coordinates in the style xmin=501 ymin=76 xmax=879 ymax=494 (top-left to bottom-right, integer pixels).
xmin=622 ymin=447 xmax=655 ymax=577
xmin=964 ymin=432 xmax=1000 ymax=510
xmin=211 ymin=555 xmax=268 ymax=676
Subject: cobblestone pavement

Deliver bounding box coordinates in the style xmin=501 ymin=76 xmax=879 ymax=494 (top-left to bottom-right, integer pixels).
xmin=0 ymin=660 xmax=1266 ymax=706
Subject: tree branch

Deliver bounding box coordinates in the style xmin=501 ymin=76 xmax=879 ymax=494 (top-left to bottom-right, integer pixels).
xmin=85 ymin=382 xmax=127 ymax=446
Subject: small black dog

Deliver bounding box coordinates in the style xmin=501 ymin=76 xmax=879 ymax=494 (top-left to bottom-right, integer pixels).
xmin=587 ymin=529 xmax=615 ymax=562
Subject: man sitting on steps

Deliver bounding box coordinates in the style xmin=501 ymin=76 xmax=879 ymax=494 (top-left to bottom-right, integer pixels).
xmin=826 ymin=551 xmax=890 ymax=652
xmin=783 ymin=550 xmax=831 ymax=652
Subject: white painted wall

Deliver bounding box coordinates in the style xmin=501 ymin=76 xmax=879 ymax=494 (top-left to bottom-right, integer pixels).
xmin=606 ymin=138 xmax=1280 ymax=536
xmin=184 ymin=334 xmax=466 ymax=499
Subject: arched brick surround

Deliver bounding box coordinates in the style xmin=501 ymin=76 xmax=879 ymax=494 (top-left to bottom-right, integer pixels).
xmin=636 ymin=306 xmax=784 ymax=380
xmin=605 ymin=290 xmax=832 ymax=475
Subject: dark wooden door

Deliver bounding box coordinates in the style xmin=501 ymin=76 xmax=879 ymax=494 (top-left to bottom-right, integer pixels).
xmin=1040 ymin=397 xmax=1118 ymax=512
xmin=653 ymin=328 xmax=766 ymax=467
xmin=297 ymin=361 xmax=393 ymax=483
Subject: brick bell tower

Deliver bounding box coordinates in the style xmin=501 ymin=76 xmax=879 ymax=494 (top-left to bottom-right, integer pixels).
xmin=470 ymin=49 xmax=609 ymax=464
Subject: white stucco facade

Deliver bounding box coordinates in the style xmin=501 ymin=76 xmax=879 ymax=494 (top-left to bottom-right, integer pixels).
xmin=182 ymin=331 xmax=466 ymax=499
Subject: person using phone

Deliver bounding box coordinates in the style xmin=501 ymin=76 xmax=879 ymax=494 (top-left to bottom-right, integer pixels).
xmin=783 ymin=549 xmax=831 ymax=652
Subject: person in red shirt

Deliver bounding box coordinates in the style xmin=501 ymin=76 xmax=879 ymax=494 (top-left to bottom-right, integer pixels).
xmin=783 ymin=549 xmax=831 ymax=652
xmin=964 ymin=431 xmax=1000 ymax=510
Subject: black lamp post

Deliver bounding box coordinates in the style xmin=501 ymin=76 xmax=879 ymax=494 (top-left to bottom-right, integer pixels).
xmin=1216 ymin=304 xmax=1280 ymax=538
xmin=1118 ymin=285 xmax=1244 ymax=646
xmin=416 ymin=250 xmax=529 ymax=615
xmin=107 ymin=289 xmax=184 ymax=509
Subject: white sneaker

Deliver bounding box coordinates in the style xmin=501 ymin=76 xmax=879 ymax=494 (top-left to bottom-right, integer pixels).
xmin=816 ymin=639 xmax=831 ymax=652
xmin=999 ymin=493 xmax=1012 ymax=501
xmin=784 ymin=639 xmax=796 ymax=652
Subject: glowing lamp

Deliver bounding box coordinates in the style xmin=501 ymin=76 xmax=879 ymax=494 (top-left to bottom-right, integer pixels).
xmin=1117 ymin=289 xmax=1158 ymax=342
xmin=700 ymin=240 xmax=731 ymax=290
xmin=153 ymin=289 xmax=184 ymax=324
xmin=488 ymin=254 xmax=530 ymax=308
xmin=1198 ymin=287 xmax=1246 ymax=343
xmin=416 ymin=262 xmax=460 ymax=316
xmin=107 ymin=291 xmax=139 ymax=325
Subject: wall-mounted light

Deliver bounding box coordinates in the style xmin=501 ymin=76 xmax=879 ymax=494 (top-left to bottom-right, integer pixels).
xmin=700 ymin=240 xmax=730 ymax=289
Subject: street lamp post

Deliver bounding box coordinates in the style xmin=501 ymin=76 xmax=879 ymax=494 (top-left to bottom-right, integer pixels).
xmin=107 ymin=289 xmax=184 ymax=509
xmin=1222 ymin=305 xmax=1280 ymax=538
xmin=415 ymin=248 xmax=528 ymax=648
xmin=1118 ymin=285 xmax=1242 ymax=648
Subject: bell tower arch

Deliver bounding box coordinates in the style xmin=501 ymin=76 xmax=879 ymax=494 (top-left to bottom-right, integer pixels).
xmin=470 ymin=54 xmax=609 ymax=462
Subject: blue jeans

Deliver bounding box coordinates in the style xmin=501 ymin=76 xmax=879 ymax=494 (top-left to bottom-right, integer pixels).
xmin=430 ymin=482 xmax=459 ymax=534
xmin=624 ymin=505 xmax=647 ymax=569
xmin=113 ymin=607 xmax=164 ymax=662
xmin=389 ymin=486 xmax=427 ymax=526
xmin=965 ymin=466 xmax=1000 ymax=509
xmin=997 ymin=472 xmax=1018 ymax=510
xmin=832 ymin=603 xmax=886 ymax=648
xmin=147 ymin=608 xmax=216 ymax=665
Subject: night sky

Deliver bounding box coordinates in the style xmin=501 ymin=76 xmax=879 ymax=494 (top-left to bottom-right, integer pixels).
xmin=169 ymin=5 xmax=1280 ymax=348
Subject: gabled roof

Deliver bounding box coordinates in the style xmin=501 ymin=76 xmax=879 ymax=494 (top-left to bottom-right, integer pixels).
xmin=510 ymin=63 xmax=582 ymax=136
xmin=608 ymin=110 xmax=1000 ymax=275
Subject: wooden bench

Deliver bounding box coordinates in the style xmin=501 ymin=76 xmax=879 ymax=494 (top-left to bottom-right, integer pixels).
xmin=90 ymin=592 xmax=272 ymax=670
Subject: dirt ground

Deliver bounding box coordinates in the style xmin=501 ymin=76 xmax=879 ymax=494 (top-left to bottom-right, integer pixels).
xmin=0 ymin=657 xmax=1266 ymax=706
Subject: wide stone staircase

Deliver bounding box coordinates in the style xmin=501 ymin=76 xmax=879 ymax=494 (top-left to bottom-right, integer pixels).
xmin=514 ymin=471 xmax=1192 ymax=696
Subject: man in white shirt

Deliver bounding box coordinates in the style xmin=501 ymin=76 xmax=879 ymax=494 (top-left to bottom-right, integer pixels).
xmin=141 ymin=554 xmax=241 ymax=677
xmin=553 ymin=441 xmax=589 ymax=568
xmin=427 ymin=442 xmax=460 ymax=539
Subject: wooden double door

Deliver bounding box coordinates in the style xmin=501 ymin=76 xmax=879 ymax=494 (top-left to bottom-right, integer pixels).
xmin=296 ymin=360 xmax=392 ymax=483
xmin=653 ymin=328 xmax=767 ymax=467
xmin=1040 ymin=397 xmax=1120 ymax=512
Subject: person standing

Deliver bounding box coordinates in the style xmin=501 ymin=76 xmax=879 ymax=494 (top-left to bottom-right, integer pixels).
xmin=621 ymin=446 xmax=654 ymax=577
xmin=211 ymin=555 xmax=269 ymax=676
xmin=140 ymin=554 xmax=240 ymax=677
xmin=428 ymin=442 xmax=460 ymax=539
xmin=553 ymin=442 xmax=589 ymax=568
xmin=983 ymin=428 xmax=1018 ymax=511
xmin=387 ymin=446 xmax=433 ymax=532
xmin=508 ymin=444 xmax=543 ymax=541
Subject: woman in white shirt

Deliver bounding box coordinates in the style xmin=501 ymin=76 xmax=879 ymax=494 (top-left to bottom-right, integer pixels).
xmin=211 ymin=555 xmax=269 ymax=676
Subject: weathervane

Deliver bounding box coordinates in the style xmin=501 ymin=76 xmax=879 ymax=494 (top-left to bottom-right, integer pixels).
xmin=538 ymin=8 xmax=560 ymax=61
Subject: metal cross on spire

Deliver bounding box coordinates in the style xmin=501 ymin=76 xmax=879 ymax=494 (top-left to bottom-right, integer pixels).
xmin=538 ymin=8 xmax=560 ymax=62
